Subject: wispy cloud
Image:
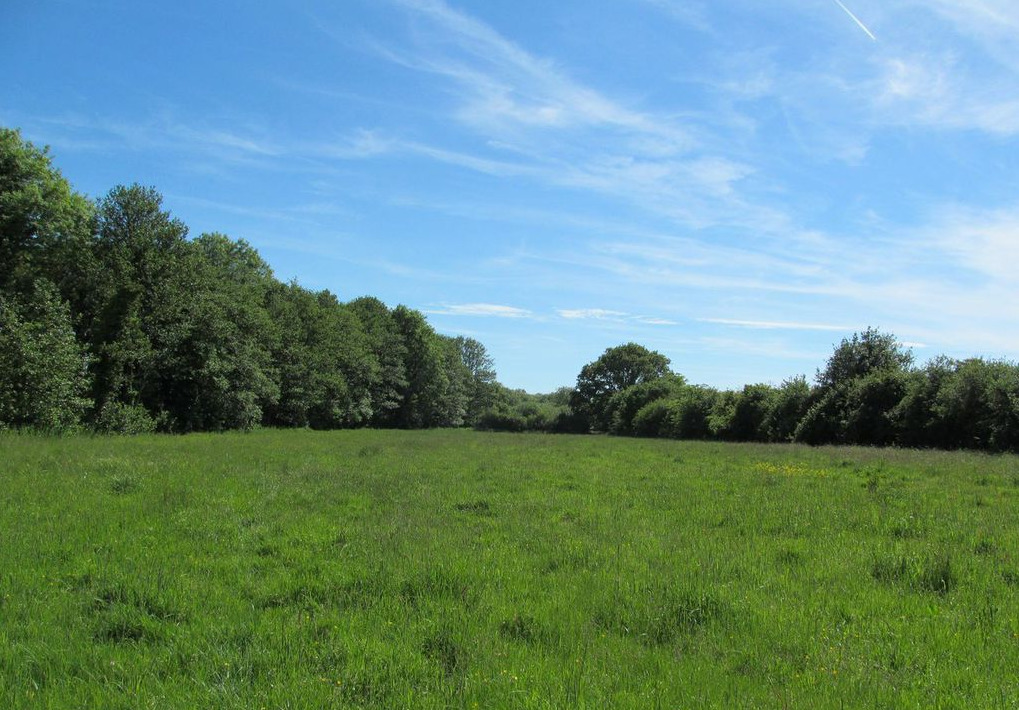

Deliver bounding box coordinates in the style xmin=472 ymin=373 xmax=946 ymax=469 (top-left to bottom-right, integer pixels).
xmin=556 ymin=308 xmax=677 ymax=326
xmin=932 ymin=206 xmax=1019 ymax=283
xmin=699 ymin=318 xmax=853 ymax=332
xmin=347 ymin=0 xmax=809 ymax=233
xmin=29 ymin=112 xmax=284 ymax=164
xmin=388 ymin=0 xmax=694 ymax=146
xmin=426 ymin=303 xmax=533 ymax=318
xmin=636 ymin=0 xmax=711 ymax=32
xmin=557 ymin=308 xmax=628 ymax=320
xmin=922 ymin=0 xmax=1019 ymax=54
xmin=873 ymin=55 xmax=1019 ymax=135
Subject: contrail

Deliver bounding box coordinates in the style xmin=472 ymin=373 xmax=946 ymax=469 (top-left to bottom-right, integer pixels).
xmin=833 ymin=0 xmax=877 ymax=41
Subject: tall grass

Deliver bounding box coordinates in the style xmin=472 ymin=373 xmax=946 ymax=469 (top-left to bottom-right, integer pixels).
xmin=1 ymin=430 xmax=1017 ymax=707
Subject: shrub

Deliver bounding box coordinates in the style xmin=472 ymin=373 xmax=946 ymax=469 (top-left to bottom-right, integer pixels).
xmin=93 ymin=401 xmax=157 ymax=435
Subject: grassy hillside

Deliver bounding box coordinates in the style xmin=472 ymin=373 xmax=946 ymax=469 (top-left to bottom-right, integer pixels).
xmin=1 ymin=430 xmax=1017 ymax=708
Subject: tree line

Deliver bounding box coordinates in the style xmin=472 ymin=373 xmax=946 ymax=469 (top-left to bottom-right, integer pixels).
xmin=4 ymin=126 xmax=1018 ymax=452
xmin=483 ymin=334 xmax=1019 ymax=454
xmin=0 ymin=128 xmax=497 ymax=433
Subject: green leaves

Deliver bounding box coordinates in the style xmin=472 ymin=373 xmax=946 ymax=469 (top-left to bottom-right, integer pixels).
xmin=0 ymin=280 xmax=90 ymax=431
xmin=0 ymin=128 xmax=500 ymax=434
xmin=571 ymin=343 xmax=673 ymax=432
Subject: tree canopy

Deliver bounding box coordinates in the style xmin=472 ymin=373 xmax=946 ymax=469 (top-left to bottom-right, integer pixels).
xmin=570 ymin=343 xmax=673 ymax=432
xmin=0 ymin=128 xmax=495 ymax=434
xmin=2 ymin=125 xmax=1018 ymax=453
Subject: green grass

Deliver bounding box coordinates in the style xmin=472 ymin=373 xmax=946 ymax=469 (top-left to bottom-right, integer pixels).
xmin=1 ymin=430 xmax=1018 ymax=708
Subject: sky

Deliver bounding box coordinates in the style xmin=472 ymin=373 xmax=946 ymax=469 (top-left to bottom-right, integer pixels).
xmin=3 ymin=0 xmax=1019 ymax=393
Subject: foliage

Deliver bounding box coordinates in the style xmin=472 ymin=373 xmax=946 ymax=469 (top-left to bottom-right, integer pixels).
xmin=0 ymin=280 xmax=90 ymax=431
xmin=570 ymin=343 xmax=672 ymax=432
xmin=934 ymin=358 xmax=1019 ymax=452
xmin=795 ymin=329 xmax=916 ymax=447
xmin=262 ymin=284 xmax=377 ymax=429
xmin=83 ymin=184 xmax=196 ymax=429
xmin=661 ymin=385 xmax=720 ymax=440
xmin=3 ymin=128 xmax=1019 ymax=452
xmin=475 ymin=386 xmax=574 ymax=433
xmin=842 ymin=369 xmax=910 ymax=446
xmin=92 ymin=401 xmax=158 ymax=435
xmin=760 ymin=375 xmax=811 ymax=443
xmin=0 ymin=130 xmax=501 ymax=434
xmin=0 ymin=128 xmax=94 ymax=294
xmin=709 ymin=383 xmax=777 ymax=442
xmin=178 ymin=233 xmax=280 ymax=430
xmin=815 ymin=327 xmax=913 ymax=392
xmin=891 ymin=357 xmax=957 ymax=448
xmin=604 ymin=374 xmax=686 ymax=436
xmin=392 ymin=306 xmax=467 ymax=428
xmin=453 ymin=335 xmax=498 ymax=426
xmin=631 ymin=398 xmax=673 ymax=437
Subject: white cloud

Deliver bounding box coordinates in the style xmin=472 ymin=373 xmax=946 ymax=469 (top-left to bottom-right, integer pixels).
xmin=929 ymin=206 xmax=1019 ymax=283
xmin=557 ymin=308 xmax=628 ymax=320
xmin=921 ymin=0 xmax=1019 ymax=43
xmin=699 ymin=318 xmax=853 ymax=332
xmin=427 ymin=303 xmax=533 ymax=318
xmin=361 ymin=0 xmax=805 ymax=233
xmin=874 ymin=55 xmax=1019 ymax=135
xmin=555 ymin=308 xmax=677 ymax=326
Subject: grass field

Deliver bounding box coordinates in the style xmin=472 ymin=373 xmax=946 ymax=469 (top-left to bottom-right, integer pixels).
xmin=1 ymin=430 xmax=1017 ymax=708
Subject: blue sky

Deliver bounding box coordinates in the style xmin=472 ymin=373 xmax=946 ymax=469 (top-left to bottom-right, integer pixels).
xmin=3 ymin=0 xmax=1019 ymax=392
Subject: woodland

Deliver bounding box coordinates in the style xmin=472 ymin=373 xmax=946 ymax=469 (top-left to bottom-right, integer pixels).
xmin=3 ymin=127 xmax=1019 ymax=452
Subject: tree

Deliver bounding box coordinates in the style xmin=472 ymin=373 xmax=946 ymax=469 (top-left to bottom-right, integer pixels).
xmin=264 ymin=283 xmax=377 ymax=429
xmin=934 ymin=359 xmax=1019 ymax=452
xmin=797 ymin=328 xmax=914 ymax=445
xmin=454 ymin=335 xmax=498 ymax=426
xmin=0 ymin=280 xmax=90 ymax=431
xmin=85 ymin=184 xmax=195 ymax=429
xmin=347 ymin=297 xmax=408 ymax=427
xmin=631 ymin=398 xmax=673 ymax=438
xmin=891 ymin=357 xmax=957 ymax=448
xmin=437 ymin=334 xmax=471 ymax=427
xmin=817 ymin=327 xmax=913 ymax=392
xmin=843 ymin=369 xmax=909 ymax=446
xmin=475 ymin=385 xmax=576 ymax=433
xmin=392 ymin=306 xmax=457 ymax=428
xmin=793 ymin=389 xmax=844 ymax=445
xmin=760 ymin=376 xmax=811 ymax=443
xmin=0 ymin=128 xmax=94 ymax=295
xmin=176 ymin=233 xmax=280 ymax=430
xmin=605 ymin=374 xmax=686 ymax=436
xmin=710 ymin=383 xmax=777 ymax=442
xmin=570 ymin=343 xmax=672 ymax=431
xmin=663 ymin=385 xmax=719 ymax=440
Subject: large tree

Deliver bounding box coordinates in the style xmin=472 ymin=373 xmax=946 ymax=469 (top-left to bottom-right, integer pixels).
xmin=816 ymin=327 xmax=913 ymax=392
xmin=570 ymin=343 xmax=672 ymax=431
xmin=177 ymin=233 xmax=280 ymax=430
xmin=0 ymin=128 xmax=93 ymax=295
xmin=85 ymin=184 xmax=195 ymax=428
xmin=453 ymin=335 xmax=498 ymax=426
xmin=797 ymin=328 xmax=914 ymax=446
xmin=347 ymin=296 xmax=408 ymax=427
xmin=265 ymin=283 xmax=377 ymax=429
xmin=391 ymin=306 xmax=465 ymax=428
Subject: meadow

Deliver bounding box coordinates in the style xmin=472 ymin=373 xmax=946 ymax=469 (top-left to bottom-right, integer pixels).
xmin=1 ymin=430 xmax=1017 ymax=708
